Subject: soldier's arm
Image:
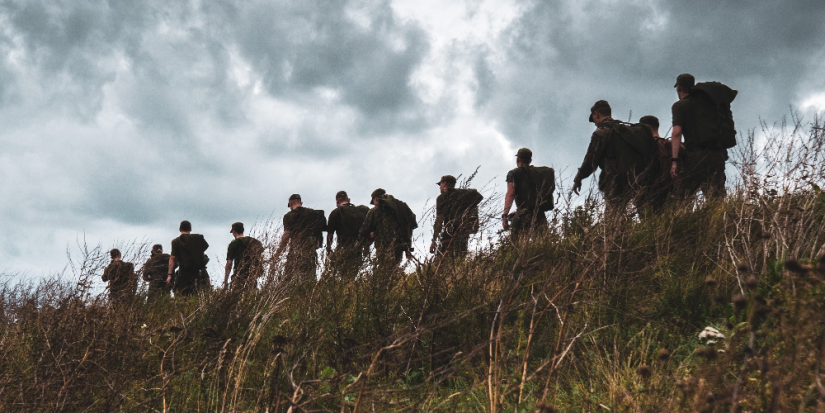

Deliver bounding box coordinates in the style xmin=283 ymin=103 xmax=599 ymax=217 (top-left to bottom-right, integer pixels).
xmin=102 ymin=267 xmax=109 ymax=282
xmin=502 ymin=182 xmax=516 ymax=230
xmin=274 ymin=230 xmax=290 ymax=260
xmin=167 ymin=255 xmax=175 ymax=285
xmin=358 ymin=210 xmax=374 ymax=243
xmin=670 ymin=126 xmax=683 ymax=177
xmin=574 ymin=131 xmax=605 ymax=183
xmin=223 ymin=261 xmax=232 ymax=287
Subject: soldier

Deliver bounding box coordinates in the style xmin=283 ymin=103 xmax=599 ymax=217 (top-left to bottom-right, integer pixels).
xmin=326 ymin=191 xmax=369 ymax=278
xmin=359 ymin=188 xmax=417 ymax=271
xmin=223 ymin=222 xmax=264 ymax=290
xmin=430 ymin=175 xmax=483 ymax=260
xmin=572 ymin=100 xmax=653 ymax=217
xmin=142 ymin=244 xmax=171 ymax=300
xmin=670 ymin=73 xmax=731 ymax=200
xmin=102 ymin=248 xmax=137 ymax=306
xmin=638 ymin=115 xmax=686 ymax=212
xmin=274 ymin=194 xmax=325 ymax=283
xmin=502 ymin=149 xmax=550 ymax=238
xmin=167 ymin=220 xmax=210 ymax=297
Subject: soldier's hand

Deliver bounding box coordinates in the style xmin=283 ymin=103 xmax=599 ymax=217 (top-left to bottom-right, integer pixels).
xmin=429 ymin=242 xmax=436 ymax=254
xmin=502 ymin=216 xmax=510 ymax=231
xmin=572 ymin=179 xmax=582 ymax=195
xmin=166 ymin=274 xmax=172 ymax=286
xmin=670 ymin=161 xmax=678 ymax=178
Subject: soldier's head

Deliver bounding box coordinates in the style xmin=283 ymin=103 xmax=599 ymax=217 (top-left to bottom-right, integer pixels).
xmin=179 ymin=220 xmax=192 ymax=233
xmin=675 ymin=73 xmax=694 ymax=99
xmin=436 ymin=175 xmax=456 ymax=194
xmin=230 ymin=222 xmax=244 ymax=237
xmin=335 ymin=190 xmax=351 ymax=207
xmin=370 ymin=188 xmax=386 ymax=205
xmin=639 ymin=115 xmax=660 ymax=137
xmin=110 ymin=248 xmax=121 ymax=261
xmin=516 ymin=148 xmax=532 ymax=167
xmin=151 ymin=244 xmax=163 ymax=255
xmin=288 ymin=194 xmax=302 ymax=210
xmin=589 ymin=100 xmax=611 ymax=127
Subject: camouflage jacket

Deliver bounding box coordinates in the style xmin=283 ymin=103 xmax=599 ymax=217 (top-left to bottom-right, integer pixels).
xmin=359 ymin=195 xmax=416 ymax=251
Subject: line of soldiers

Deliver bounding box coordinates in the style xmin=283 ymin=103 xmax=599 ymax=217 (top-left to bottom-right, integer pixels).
xmin=102 ymin=73 xmax=737 ymax=304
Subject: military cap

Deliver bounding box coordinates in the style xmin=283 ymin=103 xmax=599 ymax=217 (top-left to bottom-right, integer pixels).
xmin=639 ymin=115 xmax=660 ymax=128
xmin=370 ymin=188 xmax=386 ymax=205
xmin=436 ymin=175 xmax=457 ymax=186
xmin=674 ymin=73 xmax=695 ymax=88
xmin=589 ymin=100 xmax=611 ymax=123
xmin=287 ymin=194 xmax=301 ymax=207
xmin=230 ymin=222 xmax=244 ymax=233
xmin=516 ymin=148 xmax=532 ymax=160
xmin=152 ymin=243 xmax=163 ymax=251
xmin=335 ymin=190 xmax=348 ymax=200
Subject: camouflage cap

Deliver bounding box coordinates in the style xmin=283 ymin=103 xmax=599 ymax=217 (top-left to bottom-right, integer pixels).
xmin=335 ymin=190 xmax=348 ymax=200
xmin=370 ymin=188 xmax=386 ymax=205
xmin=287 ymin=194 xmax=301 ymax=207
xmin=436 ymin=175 xmax=457 ymax=186
xmin=589 ymin=100 xmax=611 ymax=123
xmin=515 ymin=148 xmax=532 ymax=159
xmin=639 ymin=115 xmax=660 ymax=128
xmin=231 ymin=222 xmax=244 ymax=233
xmin=674 ymin=73 xmax=695 ymax=88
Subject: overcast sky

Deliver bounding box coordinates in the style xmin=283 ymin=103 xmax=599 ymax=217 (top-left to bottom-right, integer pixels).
xmin=2 ymin=0 xmax=824 ymax=281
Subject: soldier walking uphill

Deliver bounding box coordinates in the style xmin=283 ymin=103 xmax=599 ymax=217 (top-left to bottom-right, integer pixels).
xmin=502 ymin=148 xmax=554 ymax=239
xmin=102 ymin=248 xmax=137 ymax=306
xmin=274 ymin=194 xmax=326 ymax=283
xmin=223 ymin=222 xmax=264 ymax=290
xmin=326 ymin=191 xmax=370 ymax=279
xmin=142 ymin=244 xmax=171 ymax=300
xmin=572 ymin=100 xmax=656 ymax=218
xmin=168 ymin=220 xmax=210 ymax=297
xmin=637 ymin=115 xmax=686 ymax=212
xmin=359 ymin=188 xmax=418 ymax=271
xmin=430 ymin=175 xmax=483 ymax=260
xmin=670 ymin=73 xmax=738 ymax=201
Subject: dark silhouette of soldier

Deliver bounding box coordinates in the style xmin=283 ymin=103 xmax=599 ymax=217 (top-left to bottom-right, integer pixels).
xmin=102 ymin=248 xmax=137 ymax=306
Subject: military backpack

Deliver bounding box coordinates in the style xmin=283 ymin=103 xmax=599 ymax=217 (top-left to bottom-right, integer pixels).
xmin=608 ymin=121 xmax=658 ymax=183
xmin=449 ymin=188 xmax=484 ymax=234
xmin=337 ymin=204 xmax=370 ymax=241
xmin=177 ymin=234 xmax=209 ymax=272
xmin=687 ymin=81 xmax=738 ymax=149
xmin=515 ymin=166 xmax=556 ymax=212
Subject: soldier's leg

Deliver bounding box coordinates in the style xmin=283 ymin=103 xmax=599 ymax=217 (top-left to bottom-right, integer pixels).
xmin=699 ymin=151 xmax=727 ymax=201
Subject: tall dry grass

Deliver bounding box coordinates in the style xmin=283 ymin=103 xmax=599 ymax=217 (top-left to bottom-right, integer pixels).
xmin=1 ymin=113 xmax=825 ymax=412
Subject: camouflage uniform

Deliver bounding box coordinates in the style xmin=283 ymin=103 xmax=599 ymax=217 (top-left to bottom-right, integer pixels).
xmin=102 ymin=260 xmax=137 ymax=305
xmin=506 ymin=167 xmax=549 ymax=238
xmin=327 ymin=203 xmax=368 ymax=279
xmin=359 ymin=195 xmax=416 ymax=270
xmin=283 ymin=207 xmax=321 ymax=282
xmin=170 ymin=234 xmax=210 ymax=296
xmin=142 ymin=252 xmax=171 ymax=299
xmin=433 ymin=188 xmax=480 ymax=258
xmin=226 ymin=236 xmax=264 ymax=289
xmin=574 ymin=117 xmax=636 ymax=215
xmin=672 ymin=98 xmax=727 ymax=200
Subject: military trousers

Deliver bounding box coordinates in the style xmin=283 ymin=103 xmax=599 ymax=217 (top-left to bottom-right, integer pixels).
xmin=510 ymin=209 xmax=548 ymax=240
xmin=436 ymin=233 xmax=470 ymax=260
xmin=174 ymin=270 xmax=205 ymax=297
xmin=329 ymin=245 xmax=363 ymax=280
xmin=285 ymin=249 xmax=317 ymax=284
xmin=678 ymin=148 xmax=726 ymax=201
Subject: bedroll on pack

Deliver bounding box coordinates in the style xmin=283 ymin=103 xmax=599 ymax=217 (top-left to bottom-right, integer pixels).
xmin=689 ymin=81 xmax=738 ymax=149
xmin=450 ymin=188 xmax=484 ymax=234
xmin=609 ymin=121 xmax=658 ymax=182
xmin=338 ymin=204 xmax=370 ymax=240
xmin=523 ymin=166 xmax=556 ymax=212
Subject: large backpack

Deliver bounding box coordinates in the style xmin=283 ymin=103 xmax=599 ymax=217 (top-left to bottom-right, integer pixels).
xmin=608 ymin=121 xmax=658 ymax=183
xmin=306 ymin=208 xmax=327 ymax=248
xmin=337 ymin=204 xmax=370 ymax=241
xmin=655 ymin=137 xmax=687 ymax=184
xmin=379 ymin=196 xmax=418 ymax=245
xmin=516 ymin=166 xmax=556 ymax=212
xmin=177 ymin=234 xmax=209 ymax=272
xmin=449 ymin=188 xmax=484 ymax=233
xmin=688 ymin=81 xmax=738 ymax=149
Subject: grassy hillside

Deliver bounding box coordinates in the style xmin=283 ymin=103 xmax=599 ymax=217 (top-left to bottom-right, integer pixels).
xmin=2 ymin=118 xmax=825 ymax=412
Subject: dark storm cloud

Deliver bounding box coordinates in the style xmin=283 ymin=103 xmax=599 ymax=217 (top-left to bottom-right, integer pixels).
xmin=478 ymin=0 xmax=825 ymax=170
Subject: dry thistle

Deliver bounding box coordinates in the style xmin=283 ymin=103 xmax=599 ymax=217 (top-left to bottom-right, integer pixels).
xmin=657 ymin=348 xmax=671 ymax=360
xmin=733 ymin=294 xmax=748 ymax=310
xmin=714 ymin=293 xmax=727 ymax=304
xmin=737 ymin=263 xmax=750 ymax=273
xmin=745 ymin=276 xmax=758 ymax=290
xmin=536 ymin=403 xmax=556 ymax=413
xmin=785 ymin=259 xmax=811 ymax=274
xmin=637 ymin=364 xmax=651 ymax=378
xmin=696 ymin=347 xmax=717 ymax=361
xmin=705 ymin=276 xmax=717 ymax=287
